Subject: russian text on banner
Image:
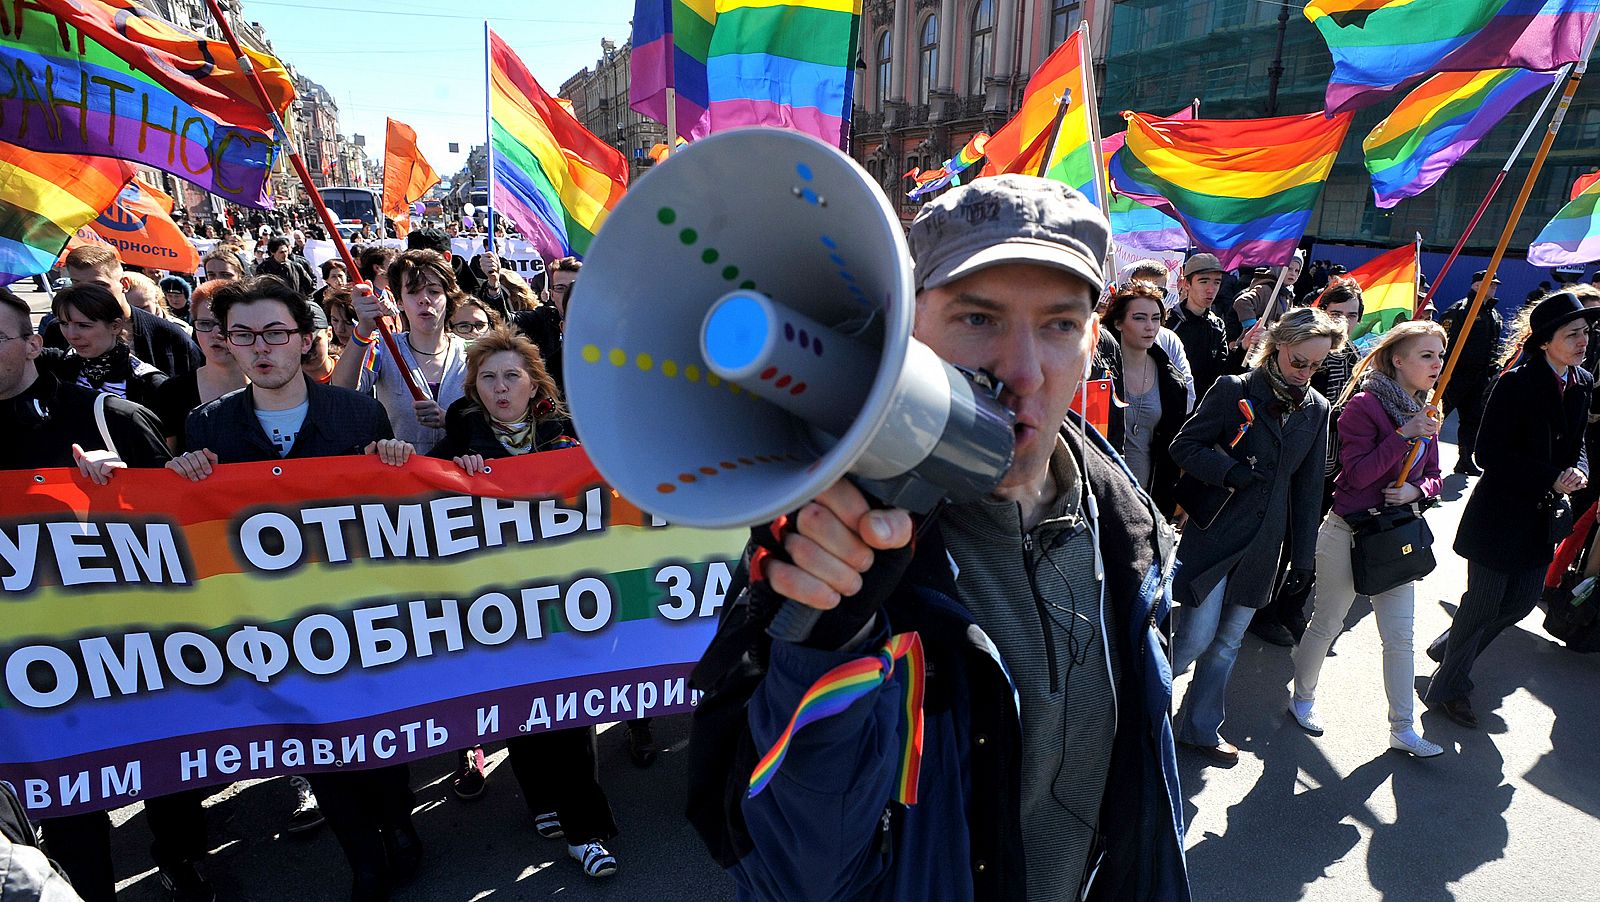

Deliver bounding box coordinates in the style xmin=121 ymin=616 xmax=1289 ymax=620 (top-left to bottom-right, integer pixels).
xmin=1108 ymin=110 xmax=1352 ymax=271
xmin=0 ymin=450 xmax=744 ymax=817
xmin=0 ymin=0 xmax=296 ymax=207
xmin=1306 ymin=0 xmax=1600 ymax=115
xmin=71 ymin=177 xmax=200 ymax=272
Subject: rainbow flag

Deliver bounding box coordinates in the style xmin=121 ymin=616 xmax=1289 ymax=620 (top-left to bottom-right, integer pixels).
xmin=1529 ymin=174 xmax=1600 ymax=266
xmin=1344 ymin=243 xmax=1420 ymax=349
xmin=0 ymin=0 xmax=294 ymax=208
xmin=907 ymin=133 xmax=990 ymax=200
xmin=1306 ymin=0 xmax=1600 ymax=115
xmin=1108 ymin=110 xmax=1352 ymax=271
xmin=630 ymin=0 xmax=861 ymax=148
xmin=0 ymin=144 xmax=134 ymax=285
xmin=1364 ymin=68 xmax=1557 ymax=208
xmin=1102 ymin=105 xmax=1194 ymax=252
xmin=489 ymin=30 xmax=629 ymax=260
xmin=982 ymin=31 xmax=1101 ymax=205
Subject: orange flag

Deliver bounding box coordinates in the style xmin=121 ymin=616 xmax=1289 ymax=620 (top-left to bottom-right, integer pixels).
xmin=383 ymin=118 xmax=440 ymax=238
xmin=71 ymin=177 xmax=199 ymax=273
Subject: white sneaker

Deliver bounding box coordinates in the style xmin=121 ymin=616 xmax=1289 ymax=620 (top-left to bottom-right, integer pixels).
xmin=568 ymin=840 xmax=618 ymax=878
xmin=1389 ymin=730 xmax=1444 ymax=758
xmin=1288 ymin=699 xmax=1324 ymax=736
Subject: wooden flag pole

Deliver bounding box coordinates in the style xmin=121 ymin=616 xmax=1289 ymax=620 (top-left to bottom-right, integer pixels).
xmin=1395 ymin=22 xmax=1600 ymax=485
xmin=202 ymin=0 xmax=424 ymax=401
xmin=1414 ymin=66 xmax=1569 ymax=317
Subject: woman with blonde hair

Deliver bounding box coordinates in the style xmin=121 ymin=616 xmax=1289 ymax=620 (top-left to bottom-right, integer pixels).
xmin=1168 ymin=307 xmax=1345 ymax=764
xmin=1290 ymin=320 xmax=1448 ymax=757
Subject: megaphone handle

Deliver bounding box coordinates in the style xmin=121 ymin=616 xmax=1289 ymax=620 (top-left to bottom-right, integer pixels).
xmin=767 ymin=602 xmax=823 ymax=644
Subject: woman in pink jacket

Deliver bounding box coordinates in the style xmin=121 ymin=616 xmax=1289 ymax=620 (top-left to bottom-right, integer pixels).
xmin=1290 ymin=321 xmax=1449 ymax=758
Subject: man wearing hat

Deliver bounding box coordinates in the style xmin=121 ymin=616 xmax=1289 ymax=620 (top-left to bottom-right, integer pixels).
xmin=1439 ymin=270 xmax=1505 ymax=475
xmin=688 ymin=176 xmax=1189 ymax=901
xmin=1168 ymin=253 xmax=1232 ymax=402
xmin=1230 ymin=250 xmax=1303 ymax=339
xmin=1426 ymin=291 xmax=1599 ymax=727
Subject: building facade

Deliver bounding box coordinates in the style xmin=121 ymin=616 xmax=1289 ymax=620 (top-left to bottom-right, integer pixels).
xmin=558 ymin=39 xmax=667 ymax=183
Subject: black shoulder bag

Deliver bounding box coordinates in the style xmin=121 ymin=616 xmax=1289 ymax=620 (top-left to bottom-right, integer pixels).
xmin=1344 ymin=500 xmax=1436 ymax=596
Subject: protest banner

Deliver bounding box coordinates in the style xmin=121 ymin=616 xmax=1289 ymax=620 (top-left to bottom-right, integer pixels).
xmin=0 ymin=450 xmax=743 ymax=817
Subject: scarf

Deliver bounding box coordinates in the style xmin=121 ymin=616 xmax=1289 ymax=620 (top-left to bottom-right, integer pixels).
xmin=76 ymin=343 xmax=133 ymax=389
xmin=489 ymin=410 xmax=536 ymax=455
xmin=1361 ymin=370 xmax=1424 ymax=427
xmin=1262 ymin=354 xmax=1310 ymax=419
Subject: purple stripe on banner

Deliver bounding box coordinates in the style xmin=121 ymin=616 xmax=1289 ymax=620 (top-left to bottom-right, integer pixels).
xmin=1 ymin=664 xmax=695 ymax=817
xmin=708 ymin=98 xmax=845 ymax=146
xmin=1530 ymin=232 xmax=1600 ymax=267
xmin=489 ymin=185 xmax=567 ymax=264
xmin=629 ymin=41 xmax=712 ymax=139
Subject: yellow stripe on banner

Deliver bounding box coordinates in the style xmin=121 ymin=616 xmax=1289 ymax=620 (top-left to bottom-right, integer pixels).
xmin=1131 ymin=143 xmax=1342 ymax=200
xmin=682 ymin=0 xmax=717 ymax=24
xmin=718 ymin=0 xmax=861 ymax=14
xmin=0 ymin=525 xmax=747 ymax=639
xmin=490 ymin=77 xmax=616 ymax=234
xmin=2 ymin=163 xmax=105 ymax=233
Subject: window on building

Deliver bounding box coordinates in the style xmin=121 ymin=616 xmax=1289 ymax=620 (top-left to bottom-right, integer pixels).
xmin=969 ymin=0 xmax=994 ymax=97
xmin=876 ymin=30 xmax=892 ymax=110
xmin=918 ymin=15 xmax=939 ymax=104
xmin=1051 ymin=0 xmax=1082 ymax=49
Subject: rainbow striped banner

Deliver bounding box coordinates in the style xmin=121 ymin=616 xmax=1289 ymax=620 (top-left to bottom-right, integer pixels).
xmin=1306 ymin=0 xmax=1600 ymax=114
xmin=1529 ymin=173 xmax=1600 ymax=266
xmin=630 ymin=0 xmax=861 ymax=147
xmin=1344 ymin=243 xmax=1421 ymax=349
xmin=0 ymin=0 xmax=294 ymax=208
xmin=1108 ymin=110 xmax=1352 ymax=271
xmin=982 ymin=30 xmax=1101 ymax=204
xmin=0 ymin=144 xmax=135 ymax=285
xmin=0 ymin=451 xmax=742 ymax=817
xmin=1102 ymin=105 xmax=1195 ymax=252
xmin=1364 ymin=68 xmax=1558 ymax=208
xmin=489 ymin=30 xmax=629 ymax=260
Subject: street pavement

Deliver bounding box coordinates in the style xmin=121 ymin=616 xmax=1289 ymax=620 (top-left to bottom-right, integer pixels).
xmin=20 ymin=276 xmax=1589 ymax=902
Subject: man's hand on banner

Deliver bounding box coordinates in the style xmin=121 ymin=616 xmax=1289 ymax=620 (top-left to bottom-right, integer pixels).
xmin=71 ymin=444 xmax=127 ymax=486
xmin=166 ymin=448 xmax=219 ymax=482
xmin=452 ymin=453 xmax=488 ymax=476
xmin=365 ymin=439 xmax=416 ymax=467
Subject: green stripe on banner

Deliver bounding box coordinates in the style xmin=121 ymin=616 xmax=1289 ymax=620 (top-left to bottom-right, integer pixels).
xmin=1116 ymin=153 xmax=1326 ymax=222
xmin=0 ymin=195 xmax=73 ymax=254
xmin=672 ymin=0 xmax=716 ymax=60
xmin=1365 ymin=82 xmax=1509 ymax=161
xmin=706 ymin=5 xmax=859 ymax=66
xmin=489 ymin=121 xmax=598 ymax=252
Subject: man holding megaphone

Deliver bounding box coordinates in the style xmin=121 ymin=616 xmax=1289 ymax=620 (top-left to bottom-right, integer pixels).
xmin=684 ymin=176 xmax=1189 ymax=902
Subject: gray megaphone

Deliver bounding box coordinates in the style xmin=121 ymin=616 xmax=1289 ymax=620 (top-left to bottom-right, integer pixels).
xmin=564 ymin=128 xmax=1015 ymax=641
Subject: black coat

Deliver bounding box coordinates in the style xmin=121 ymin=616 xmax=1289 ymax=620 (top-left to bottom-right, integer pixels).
xmin=1454 ymin=360 xmax=1593 ymax=570
xmin=1107 ymin=342 xmax=1189 ymax=516
xmin=1439 ymin=298 xmax=1503 ymax=401
xmin=1167 ymin=369 xmax=1329 ymax=609
xmin=185 ymin=377 xmax=393 ymax=461
xmin=41 ymin=307 xmax=203 ymax=379
xmin=426 ymin=397 xmax=576 ymax=460
xmin=0 ymin=372 xmax=169 ymax=470
xmin=1165 ymin=303 xmax=1230 ymax=403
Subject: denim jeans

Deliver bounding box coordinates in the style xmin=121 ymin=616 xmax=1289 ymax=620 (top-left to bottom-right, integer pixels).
xmin=1173 ymin=577 xmax=1255 ymax=746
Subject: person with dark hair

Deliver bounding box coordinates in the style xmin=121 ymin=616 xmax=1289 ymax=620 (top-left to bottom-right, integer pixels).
xmin=326 ymin=287 xmax=358 ymax=353
xmin=160 ymin=275 xmax=194 ymax=323
xmin=1104 ymin=282 xmax=1188 ymax=515
xmin=405 ymin=226 xmax=478 ymax=295
xmin=357 ymin=246 xmax=399 ymax=298
xmin=165 ymin=276 xmax=421 ymax=901
xmin=470 ymin=251 xmax=514 ymax=321
xmin=256 ymin=236 xmax=315 ymax=297
xmin=52 ymin=245 xmax=203 ymax=379
xmin=1425 ymin=291 xmax=1599 ymax=728
xmin=39 ymin=283 xmax=167 ymax=411
xmin=511 ymin=258 xmax=578 ymax=398
xmin=314 ymin=259 xmax=349 ymax=310
xmin=1168 ymin=307 xmax=1344 ymax=765
xmin=332 ymin=250 xmax=469 ymax=448
xmin=1439 ymin=270 xmax=1504 ymax=475
xmin=1167 ymin=253 xmax=1232 ymax=403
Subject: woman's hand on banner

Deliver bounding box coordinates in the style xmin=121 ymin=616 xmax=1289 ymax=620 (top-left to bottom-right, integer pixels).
xmin=365 ymin=439 xmax=415 ymax=467
xmin=1399 ymin=406 xmax=1441 ymax=440
xmin=453 ymin=453 xmax=487 ymax=476
xmin=1383 ymin=482 xmax=1424 ymax=506
xmin=166 ymin=448 xmax=219 ymax=482
xmin=72 ymin=444 xmax=127 ymax=486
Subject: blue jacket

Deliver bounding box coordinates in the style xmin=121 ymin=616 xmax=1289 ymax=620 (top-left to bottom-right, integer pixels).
xmin=688 ymin=420 xmax=1190 ymax=902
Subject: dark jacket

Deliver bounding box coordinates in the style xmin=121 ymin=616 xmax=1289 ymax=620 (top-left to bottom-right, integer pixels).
xmin=1167 ymin=369 xmax=1329 ymax=609
xmin=1455 ymin=359 xmax=1592 ymax=571
xmin=0 ymin=372 xmax=169 ymax=470
xmin=689 ymin=419 xmax=1189 ymax=902
xmin=426 ymin=397 xmax=576 ymax=459
xmin=185 ymin=377 xmax=393 ymax=461
xmin=1439 ymin=297 xmax=1503 ymax=398
xmin=41 ymin=307 xmax=203 ymax=379
xmin=1165 ymin=303 xmax=1230 ymax=403
xmin=511 ymin=305 xmax=566 ymax=397
xmin=257 ymin=256 xmax=316 ymax=298
xmin=1108 ymin=342 xmax=1189 ymax=517
xmin=35 ymin=347 xmax=167 ymax=412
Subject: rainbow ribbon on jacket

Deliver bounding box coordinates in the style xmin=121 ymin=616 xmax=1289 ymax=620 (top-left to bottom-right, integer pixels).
xmin=748 ymin=632 xmax=926 ymax=805
xmin=1230 ymin=399 xmax=1256 ymax=448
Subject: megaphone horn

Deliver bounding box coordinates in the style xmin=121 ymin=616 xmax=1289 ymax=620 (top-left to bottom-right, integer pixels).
xmin=564 ymin=128 xmax=1015 ymax=641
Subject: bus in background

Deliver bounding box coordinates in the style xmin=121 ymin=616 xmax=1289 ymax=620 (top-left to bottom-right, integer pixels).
xmin=318 ymin=186 xmax=380 ymax=231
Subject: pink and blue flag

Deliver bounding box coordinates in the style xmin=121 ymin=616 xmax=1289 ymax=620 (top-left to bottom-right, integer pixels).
xmin=1529 ymin=174 xmax=1600 ymax=266
xmin=1306 ymin=0 xmax=1600 ymax=114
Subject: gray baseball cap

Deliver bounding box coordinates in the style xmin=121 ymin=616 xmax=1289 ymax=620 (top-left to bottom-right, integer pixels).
xmin=1181 ymin=253 xmax=1224 ymax=278
xmin=908 ymin=175 xmax=1108 ymax=293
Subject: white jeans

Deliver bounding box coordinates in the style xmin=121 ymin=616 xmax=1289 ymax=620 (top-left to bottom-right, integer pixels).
xmin=1291 ymin=512 xmax=1419 ymax=734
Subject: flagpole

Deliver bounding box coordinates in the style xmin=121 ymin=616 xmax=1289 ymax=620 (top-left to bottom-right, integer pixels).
xmin=483 ymin=20 xmax=497 ymax=254
xmin=1078 ymin=21 xmax=1109 ymax=214
xmin=1414 ymin=66 xmax=1570 ymax=317
xmin=200 ymin=0 xmax=423 ymax=402
xmin=1397 ymin=21 xmax=1600 ymax=484
xmin=1035 ymin=92 xmax=1072 ymax=179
